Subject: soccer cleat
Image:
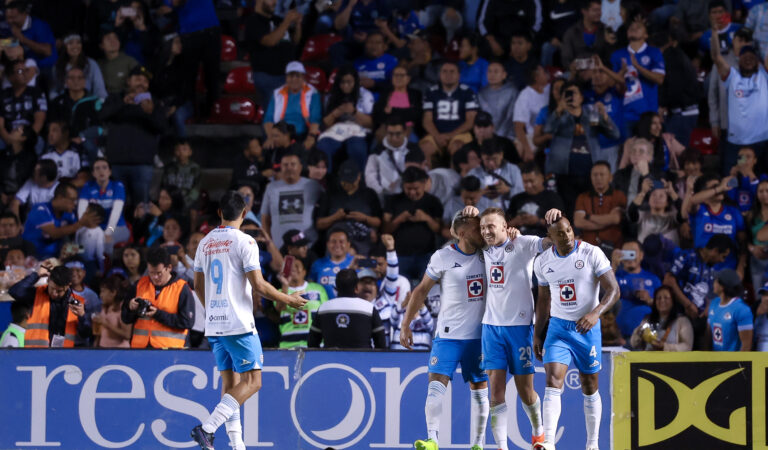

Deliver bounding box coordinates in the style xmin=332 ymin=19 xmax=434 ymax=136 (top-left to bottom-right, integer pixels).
xmin=470 ymin=446 xmax=482 ymax=450
xmin=191 ymin=425 xmax=215 ymax=450
xmin=532 ymin=433 xmax=546 ymax=445
xmin=586 ymin=447 xmax=599 ymax=450
xmin=414 ymin=438 xmax=439 ymax=450
xmin=533 ymin=441 xmax=555 ymax=450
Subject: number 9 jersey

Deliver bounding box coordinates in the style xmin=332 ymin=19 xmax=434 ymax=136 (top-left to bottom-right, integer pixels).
xmin=194 ymin=226 xmax=262 ymax=336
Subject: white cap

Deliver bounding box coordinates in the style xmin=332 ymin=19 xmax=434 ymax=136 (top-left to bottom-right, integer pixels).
xmin=285 ymin=61 xmax=306 ymax=74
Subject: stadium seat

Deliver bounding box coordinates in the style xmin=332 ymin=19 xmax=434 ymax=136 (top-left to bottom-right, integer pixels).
xmin=221 ymin=35 xmax=237 ymax=62
xmin=327 ymin=68 xmax=339 ymax=91
xmin=208 ymin=97 xmax=258 ymax=124
xmin=301 ymin=33 xmax=342 ymax=62
xmin=305 ymin=66 xmax=328 ymax=92
xmin=224 ymin=66 xmax=255 ymax=94
xmin=689 ymin=128 xmax=718 ymax=155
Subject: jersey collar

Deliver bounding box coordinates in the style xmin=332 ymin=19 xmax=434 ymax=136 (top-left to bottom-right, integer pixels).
xmin=628 ymin=42 xmax=648 ymax=54
xmin=451 ymin=243 xmax=473 ymax=256
xmin=553 ymin=240 xmax=580 ymax=258
xmin=493 ymin=238 xmax=510 ymax=249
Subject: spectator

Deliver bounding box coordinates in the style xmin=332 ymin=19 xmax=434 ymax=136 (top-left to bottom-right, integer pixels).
xmin=585 ymin=56 xmax=624 ymax=171
xmin=240 ymin=219 xmax=284 ymax=277
xmin=0 ymin=212 xmax=35 ymax=257
xmin=561 ymin=0 xmax=607 ymax=69
xmin=539 ymin=0 xmax=579 ymax=67
xmin=383 ymin=167 xmax=443 ymax=281
xmin=708 ymin=27 xmax=752 ymax=147
xmin=657 ymin=30 xmax=703 ymax=148
xmin=745 ymin=1 xmax=768 ymax=61
xmin=513 ymin=65 xmax=550 ymax=162
xmin=74 ymin=204 xmax=106 ymax=276
xmin=52 ymin=33 xmax=107 ymax=100
xmin=755 ymin=281 xmax=768 ymax=350
xmin=404 ymin=29 xmax=439 ymax=94
xmin=611 ymin=241 xmax=662 ymax=340
xmin=10 ymin=159 xmax=58 ymax=218
xmin=671 ymin=0 xmax=729 ymax=44
xmin=626 ymin=112 xmax=684 ymax=175
xmin=479 ymin=0 xmax=541 ymax=58
xmin=263 ymin=62 xmax=322 ymax=150
xmin=630 ymin=286 xmax=694 ymax=351
xmin=727 ymin=146 xmax=767 ymax=213
xmin=467 ymin=139 xmax=524 ymax=210
xmin=614 ymin=138 xmax=663 ymax=203
xmin=132 ymin=187 xmax=185 ymax=247
xmin=457 ymin=33 xmax=488 ymax=93
xmin=507 ymin=163 xmax=566 ymax=237
xmin=111 ymin=1 xmax=154 ymax=65
xmin=100 ymin=65 xmax=166 ymax=205
xmin=748 ymin=180 xmax=768 ymax=288
xmin=0 ymin=60 xmax=47 ymax=145
xmin=48 ymin=67 xmax=101 ymax=157
xmin=421 ymin=61 xmax=478 ymax=161
xmin=451 ymin=145 xmax=483 ymax=179
xmin=8 ymin=263 xmax=87 ymax=347
xmin=245 ymin=0 xmax=303 ymax=101
xmin=230 ymin=137 xmax=270 ymax=191
xmin=115 ymin=245 xmax=146 ymax=285
xmin=308 ymin=268 xmax=387 ymax=348
xmin=315 ymin=160 xmax=381 ymax=255
xmin=707 ymin=268 xmax=753 ymax=351
xmin=699 ymin=1 xmax=743 ymax=55
xmin=478 ymin=61 xmax=518 ymax=140
xmin=309 ymin=228 xmax=354 ymax=299
xmin=281 ymin=229 xmax=318 ymax=272
xmin=5 ymin=0 xmax=57 ymax=74
xmin=442 ymin=175 xmax=493 ymax=239
xmin=77 ymin=158 xmax=130 ymax=247
xmin=675 ymin=148 xmax=704 ymax=199
xmin=0 ymin=124 xmax=36 ymax=201
xmin=317 ymin=65 xmax=374 ymax=171
xmin=93 ymin=276 xmax=131 ymax=348
xmin=629 ymin=178 xmax=683 ymax=244
xmin=366 ymin=115 xmax=419 ymax=201
xmin=331 ymin=0 xmax=391 ymax=65
xmin=40 ymin=121 xmax=82 ymax=179
xmin=0 ymin=301 xmax=31 ymax=347
xmin=276 ymin=257 xmax=327 ymax=348
xmin=372 ymin=64 xmax=422 ymax=139
xmin=161 ymin=139 xmax=201 ymax=210
xmin=354 ymin=31 xmax=398 ymax=97
xmin=97 ymin=30 xmax=138 ymax=95
xmin=121 ymin=247 xmax=195 ymax=349
xmin=462 ymin=110 xmax=519 ymax=165
xmin=574 ymin=161 xmax=627 ymax=250
xmin=504 ymin=31 xmax=538 ymax=91
xmin=64 ymin=257 xmax=101 ymax=346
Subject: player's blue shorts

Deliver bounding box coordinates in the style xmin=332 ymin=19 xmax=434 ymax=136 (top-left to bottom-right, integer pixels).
xmin=208 ymin=332 xmax=263 ymax=373
xmin=482 ymin=324 xmax=535 ymax=375
xmin=428 ymin=337 xmax=488 ymax=383
xmin=543 ymin=317 xmax=601 ymax=374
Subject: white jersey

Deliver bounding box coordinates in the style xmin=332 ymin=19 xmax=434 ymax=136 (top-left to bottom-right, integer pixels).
xmin=534 ymin=240 xmax=612 ymax=321
xmin=425 ymin=243 xmax=486 ymax=340
xmin=194 ymin=226 xmax=261 ymax=336
xmin=482 ymin=235 xmax=544 ymax=326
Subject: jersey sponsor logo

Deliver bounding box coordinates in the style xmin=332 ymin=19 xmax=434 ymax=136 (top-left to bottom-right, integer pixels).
xmin=575 ymin=260 xmax=584 ymax=269
xmin=559 ymin=283 xmax=577 ymax=305
xmin=203 ymin=239 xmax=233 ymax=256
xmin=489 ymin=265 xmax=504 ymax=284
xmin=209 ymin=313 xmax=229 ymax=322
xmin=466 ymin=279 xmax=484 ymax=299
xmin=703 ymin=222 xmax=734 ymax=234
xmin=293 ymin=310 xmax=309 ymax=325
xmin=713 ymin=324 xmax=723 ymax=343
xmin=336 ymin=314 xmax=350 ymax=328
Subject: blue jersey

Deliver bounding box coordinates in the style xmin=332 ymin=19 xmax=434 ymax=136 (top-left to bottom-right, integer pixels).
xmin=309 ymin=254 xmax=355 ymax=299
xmin=459 ymin=58 xmax=489 ymax=93
xmin=699 ymin=23 xmax=742 ymax=55
xmin=79 ymin=180 xmax=127 ymax=227
xmin=691 ymin=204 xmax=743 ymax=269
xmin=727 ymin=174 xmax=768 ymax=213
xmin=584 ymin=87 xmax=625 ymax=146
xmin=669 ymin=249 xmax=717 ymax=312
xmin=615 ymin=269 xmax=661 ymax=337
xmin=354 ymin=53 xmax=398 ymax=94
xmin=22 ymin=202 xmax=77 ymax=258
xmin=610 ymin=44 xmax=665 ymax=122
xmin=423 ymin=84 xmax=479 ymax=134
xmin=736 ymin=0 xmax=767 ymax=10
xmin=708 ymin=297 xmax=753 ymax=351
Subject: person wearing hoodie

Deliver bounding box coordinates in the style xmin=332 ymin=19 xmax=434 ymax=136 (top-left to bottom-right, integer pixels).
xmin=365 ymin=115 xmax=419 ymax=201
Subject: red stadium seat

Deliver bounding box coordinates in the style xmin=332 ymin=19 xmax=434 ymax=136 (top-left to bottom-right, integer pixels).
xmin=208 ymin=97 xmax=258 ymax=124
xmin=301 ymin=33 xmax=342 ymax=62
xmin=224 ymin=66 xmax=255 ymax=94
xmin=305 ymin=66 xmax=328 ymax=92
xmin=221 ymin=35 xmax=237 ymax=62
xmin=327 ymin=68 xmax=339 ymax=91
xmin=689 ymin=128 xmax=718 ymax=155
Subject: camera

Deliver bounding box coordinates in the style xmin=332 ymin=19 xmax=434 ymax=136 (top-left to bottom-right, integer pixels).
xmin=135 ymin=298 xmax=151 ymax=317
xmin=67 ymin=296 xmax=80 ymax=306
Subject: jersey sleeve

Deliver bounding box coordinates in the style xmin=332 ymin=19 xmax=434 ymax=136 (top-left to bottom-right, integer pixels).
xmin=30 ymin=204 xmax=54 ymax=229
xmin=521 ymin=235 xmax=544 ymax=257
xmin=589 ymin=246 xmax=612 ymax=277
xmin=736 ymin=303 xmax=754 ymax=331
xmin=533 ymin=256 xmax=548 ymax=285
xmin=193 ymin=240 xmax=205 ymax=273
xmin=240 ymin=235 xmax=261 ymax=273
xmin=423 ymin=89 xmax=435 ymax=112
xmin=425 ymin=251 xmax=443 ymax=281
xmin=465 ymin=88 xmax=479 ymax=111
xmin=669 ymin=252 xmax=688 ymax=278
xmin=650 ymin=48 xmax=666 ymax=74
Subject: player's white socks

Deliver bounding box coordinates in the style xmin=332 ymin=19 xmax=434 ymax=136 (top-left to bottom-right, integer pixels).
xmin=470 ymin=388 xmax=489 ymax=446
xmin=489 ymin=403 xmax=509 ymax=450
xmin=425 ymin=381 xmax=447 ymax=441
xmin=522 ymin=395 xmax=544 ymax=437
xmin=543 ymin=387 xmax=562 ymax=443
xmin=583 ymin=391 xmax=602 ymax=449
xmin=225 ymin=407 xmax=245 ymax=450
xmin=202 ymin=393 xmax=239 ymax=434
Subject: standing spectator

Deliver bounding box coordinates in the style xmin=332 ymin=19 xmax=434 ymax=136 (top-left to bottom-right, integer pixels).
xmin=276 ymin=258 xmax=327 ymax=348
xmin=658 ymin=30 xmax=703 ymax=148
xmin=40 ymin=121 xmax=81 ymax=179
xmin=708 ymin=27 xmax=752 ymax=147
xmin=161 ymin=139 xmax=201 ymax=210
xmin=98 ymin=30 xmax=138 ymax=96
xmin=585 ymin=57 xmax=624 ymax=170
xmin=504 ymin=31 xmax=538 ymax=91
xmin=330 ymin=0 xmax=391 ymax=65
xmin=365 ymin=115 xmax=418 ymax=200
xmin=0 ymin=124 xmax=36 ymax=203
xmin=611 ymin=241 xmax=662 ymax=340
xmin=309 ymin=228 xmax=354 ymax=299
xmin=467 ymin=139 xmax=524 ymax=210
xmin=0 ymin=60 xmax=47 ymax=146
xmin=507 ymin=163 xmax=566 ymax=237
xmin=263 ymin=61 xmax=322 ymax=150
xmin=51 ymin=33 xmax=107 ymax=100
xmin=93 ymin=276 xmax=131 ymax=348
xmin=628 ymin=178 xmax=683 ymax=244
xmin=478 ymin=61 xmax=518 ymax=140
xmin=561 ymin=0 xmax=607 ymax=69
xmin=513 ymin=65 xmax=550 ymax=162
xmin=5 ymin=1 xmax=57 ymax=77
xmin=479 ymin=0 xmax=541 ymax=58
xmin=354 ymin=31 xmax=398 ymax=97
xmin=372 ymin=64 xmax=422 ymax=139
xmin=457 ymin=33 xmax=488 ymax=93
xmin=246 ymin=0 xmax=303 ymax=101
xmin=574 ymin=161 xmax=627 ymax=250
xmin=403 ymin=29 xmax=440 ymax=94
xmin=260 ymin=150 xmax=323 ymax=249
xmin=77 ymin=158 xmax=130 ymax=248
xmin=0 ymin=301 xmax=31 ymax=347
xmin=629 ymin=286 xmax=694 ymax=351
xmin=671 ymin=0 xmax=730 ymax=44
xmin=746 ymin=1 xmax=768 ymax=61
xmin=539 ymin=0 xmax=579 ymax=67
xmin=383 ymin=167 xmax=442 ymax=281
xmin=230 ymin=137 xmax=270 ymax=191
xmin=48 ymin=67 xmax=102 ymax=159
xmin=100 ymin=65 xmax=166 ymax=205
xmin=699 ymin=1 xmax=743 ymax=55
xmin=748 ymin=180 xmax=768 ymax=288
xmin=707 ymin=269 xmax=753 ymax=351
xmin=727 ymin=146 xmax=767 ymax=213
xmin=10 ymin=159 xmax=58 ymax=218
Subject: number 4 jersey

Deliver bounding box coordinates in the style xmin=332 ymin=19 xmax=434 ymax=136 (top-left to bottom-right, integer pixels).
xmin=194 ymin=226 xmax=261 ymax=336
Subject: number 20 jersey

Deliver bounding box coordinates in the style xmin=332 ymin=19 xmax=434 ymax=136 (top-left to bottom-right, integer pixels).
xmin=194 ymin=226 xmax=261 ymax=336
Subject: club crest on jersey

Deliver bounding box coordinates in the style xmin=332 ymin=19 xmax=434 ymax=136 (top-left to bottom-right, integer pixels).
xmin=336 ymin=314 xmax=350 ymax=328
xmin=467 ymin=278 xmax=484 ymax=299
xmin=575 ymin=260 xmax=584 ymax=269
xmin=293 ymin=310 xmax=309 ymax=325
xmin=559 ymin=283 xmax=577 ymax=305
xmin=505 ymin=243 xmax=513 ymax=253
xmin=713 ymin=324 xmax=723 ymax=343
xmin=489 ymin=265 xmax=504 ymax=284
xmin=430 ymin=356 xmax=438 ymax=366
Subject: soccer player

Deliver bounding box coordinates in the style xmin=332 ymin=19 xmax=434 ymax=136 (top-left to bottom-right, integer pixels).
xmin=191 ymin=191 xmax=307 ymax=450
xmin=400 ymin=211 xmax=489 ymax=450
xmin=533 ymin=217 xmax=619 ymax=450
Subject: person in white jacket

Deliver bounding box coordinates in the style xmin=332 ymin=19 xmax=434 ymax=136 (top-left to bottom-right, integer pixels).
xmin=365 ymin=116 xmax=419 ymax=201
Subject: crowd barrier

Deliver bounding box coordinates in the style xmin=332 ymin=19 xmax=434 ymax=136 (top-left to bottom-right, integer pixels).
xmin=1 ymin=349 xmax=611 ymax=449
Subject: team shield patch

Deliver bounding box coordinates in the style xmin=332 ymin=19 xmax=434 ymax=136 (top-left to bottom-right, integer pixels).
xmin=466 ymin=279 xmax=484 ymax=299
xmin=559 ymin=283 xmax=577 ymax=304
xmin=489 ymin=265 xmax=504 ymax=284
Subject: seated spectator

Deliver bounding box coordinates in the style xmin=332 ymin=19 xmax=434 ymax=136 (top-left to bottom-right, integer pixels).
xmin=505 ymin=31 xmax=538 ymax=91
xmin=366 ymin=115 xmax=420 ymax=201
xmin=317 ymin=65 xmax=374 ymax=171
xmin=310 ymin=228 xmax=354 ymax=299
xmin=585 ymin=56 xmax=624 ymax=171
xmin=451 ymin=145 xmax=482 ymax=178
xmin=8 ymin=262 xmax=87 ymax=347
xmin=467 ymin=138 xmax=524 ymax=210
xmin=315 ymin=160 xmax=381 ymax=256
xmin=41 ymin=121 xmax=82 ymax=179
xmin=707 ymin=268 xmax=753 ymax=351
xmin=78 ymin=158 xmax=130 ymax=247
xmin=421 ymin=61 xmax=478 ymax=162
xmin=245 ymin=0 xmax=303 ymax=101
xmin=383 ymin=167 xmax=442 ymax=281
xmin=308 ymin=268 xmax=387 ymax=348
xmin=442 ymin=175 xmax=492 ymax=239
xmin=561 ymin=0 xmax=607 ymax=69
xmin=132 ymin=187 xmax=185 ymax=247
xmin=513 ymin=65 xmax=550 ymax=162
xmin=161 ymin=139 xmax=201 ymax=210
xmin=260 ymin=150 xmax=323 ymax=249
xmin=0 ymin=124 xmax=36 ymax=202
xmin=74 ymin=203 xmax=106 ymax=276
xmin=625 ymin=112 xmax=684 ymax=174
xmin=330 ymin=0 xmax=392 ymax=65
xmin=462 ymin=110 xmax=519 ymax=165
xmin=354 ymin=31 xmax=398 ymax=97
xmin=574 ymin=161 xmax=627 ymax=250
xmin=156 ymin=216 xmax=186 ymax=252
xmin=675 ymin=148 xmax=703 ymax=198
xmin=611 ymin=241 xmax=662 ymax=340
xmin=236 ymin=184 xmax=261 ymax=225
xmin=478 ymin=61 xmax=518 ymax=140
xmin=5 ymin=1 xmax=57 ymax=74
xmin=372 ymin=64 xmax=422 ymax=140
xmin=749 ymin=180 xmax=768 ymax=288
xmin=507 ymin=163 xmax=566 ymax=237
xmin=263 ymin=61 xmax=322 ymax=150
xmin=281 ymin=229 xmax=318 ymax=273
xmin=121 ymin=247 xmax=195 ymax=349
xmin=306 ymin=150 xmax=329 ymax=188
xmin=0 ymin=60 xmax=47 ymax=146
xmin=614 ymin=138 xmax=663 ymax=203
xmin=0 ymin=212 xmax=35 ymax=257
xmin=64 ymin=256 xmax=101 ymax=346
xmin=755 ymin=282 xmax=768 ymax=351
xmin=276 ymin=257 xmax=328 ymax=348
xmin=404 ymin=29 xmax=439 ymax=94
xmin=115 ymin=245 xmax=145 ymax=285
xmin=230 ymin=137 xmax=270 ymax=192
xmin=628 ymin=178 xmax=683 ymax=244
xmin=457 ymin=33 xmax=488 ymax=93
xmin=93 ymin=276 xmax=131 ymax=348
xmin=630 ymin=286 xmax=693 ymax=351
xmin=51 ymin=33 xmax=107 ymax=100
xmin=11 ymin=159 xmax=58 ymax=218
xmin=240 ymin=219 xmax=284 ymax=276
xmin=48 ymin=67 xmax=101 ymax=161
xmin=98 ymin=30 xmax=138 ymax=96
xmin=0 ymin=300 xmax=31 ymax=347
xmin=728 ymin=146 xmax=767 ymax=214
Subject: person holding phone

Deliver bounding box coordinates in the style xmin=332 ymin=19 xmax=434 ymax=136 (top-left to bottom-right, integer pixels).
xmin=611 ymin=241 xmax=662 ymax=341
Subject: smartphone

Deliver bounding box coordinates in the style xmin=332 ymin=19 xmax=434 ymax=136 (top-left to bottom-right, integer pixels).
xmin=358 ymin=257 xmax=378 ymax=268
xmin=134 ymin=92 xmax=152 ymax=103
xmin=564 ymin=90 xmax=574 ymax=102
xmin=727 ymin=177 xmax=738 ymax=189
xmin=281 ymin=255 xmax=295 ymax=279
xmin=620 ymin=250 xmax=636 ymax=261
xmin=120 ymin=7 xmax=137 ymax=17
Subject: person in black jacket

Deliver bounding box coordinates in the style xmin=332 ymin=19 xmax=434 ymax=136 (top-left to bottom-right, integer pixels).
xmin=99 ymin=65 xmax=166 ymax=206
xmin=308 ymin=269 xmax=387 ymax=349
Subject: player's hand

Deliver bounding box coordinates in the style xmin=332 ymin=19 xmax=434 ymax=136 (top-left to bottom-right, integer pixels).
xmin=399 ymin=325 xmax=413 ymax=349
xmin=462 ymin=205 xmax=480 ymax=217
xmin=381 ymin=234 xmax=395 ymax=252
xmin=286 ymin=292 xmax=308 ymax=309
xmin=37 ymin=260 xmax=53 ymax=278
xmin=634 ymin=289 xmax=653 ymax=306
xmin=576 ymin=310 xmax=599 ymax=334
xmin=544 ymin=208 xmax=562 ymax=224
xmin=128 ymin=298 xmax=139 ymax=311
xmin=533 ymin=335 xmax=545 ymax=361
xmin=508 ymin=226 xmax=521 ymax=239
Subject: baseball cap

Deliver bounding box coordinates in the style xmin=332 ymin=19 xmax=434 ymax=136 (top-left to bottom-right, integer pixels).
xmin=282 ymin=229 xmax=309 ymax=247
xmin=475 ymin=110 xmax=493 ymax=127
xmin=740 ymin=45 xmax=757 ymax=57
xmin=338 ymin=159 xmax=361 ymax=184
xmin=358 ymin=268 xmax=378 ymax=280
xmin=285 ymin=61 xmax=306 ymax=74
xmin=716 ymin=269 xmax=742 ymax=291
xmin=129 ymin=65 xmax=152 ymax=80
xmin=759 ymin=281 xmax=768 ymax=295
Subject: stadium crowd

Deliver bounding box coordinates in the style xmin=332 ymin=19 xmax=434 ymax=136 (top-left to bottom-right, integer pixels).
xmin=0 ymin=0 xmax=767 ymax=354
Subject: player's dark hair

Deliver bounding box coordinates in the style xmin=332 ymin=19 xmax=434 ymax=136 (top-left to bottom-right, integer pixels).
xmin=336 ymin=268 xmax=358 ymax=297
xmin=53 ymin=182 xmax=76 ymax=200
xmin=705 ymin=234 xmax=733 ymax=253
xmin=49 ymin=266 xmax=72 ymax=287
xmin=38 ymin=159 xmax=58 ymax=183
xmin=452 ymin=213 xmax=480 ymax=234
xmin=402 ymin=167 xmax=428 ymax=183
xmin=146 ymin=247 xmax=171 ymax=267
xmin=10 ymin=300 xmax=31 ymax=324
xmin=219 ymin=190 xmax=247 ymax=221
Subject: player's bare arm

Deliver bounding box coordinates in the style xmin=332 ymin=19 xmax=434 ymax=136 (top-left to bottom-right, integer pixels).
xmin=193 ymin=272 xmax=206 ymax=308
xmin=576 ymin=270 xmax=620 ymax=334
xmin=400 ymin=274 xmax=437 ymax=349
xmin=245 ymin=270 xmax=307 ymax=309
xmin=534 ymin=284 xmax=552 ymax=361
